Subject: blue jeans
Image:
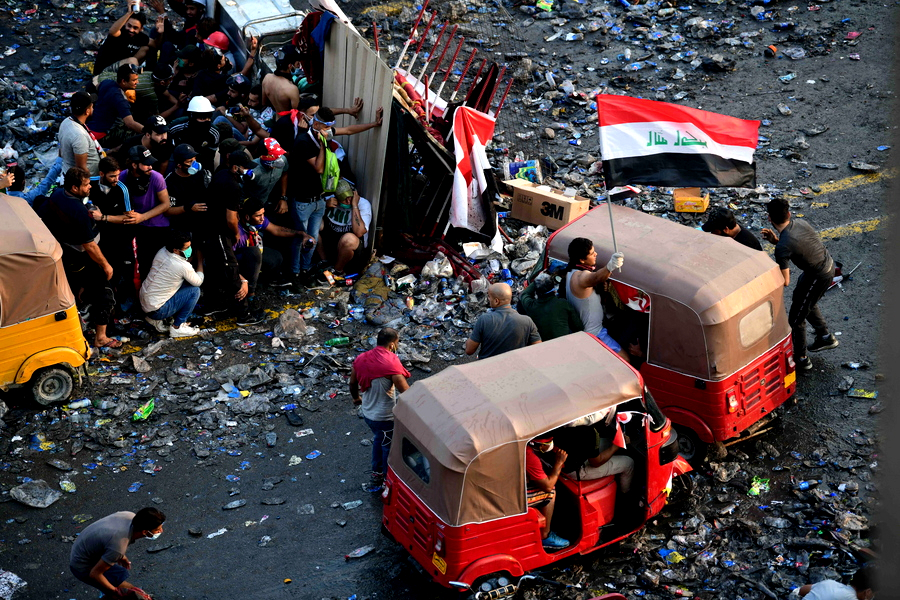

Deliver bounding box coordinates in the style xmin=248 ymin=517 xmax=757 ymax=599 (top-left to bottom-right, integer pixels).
xmin=146 ymin=282 xmax=200 ymax=327
xmin=363 ymin=417 xmax=393 ymax=475
xmin=596 ymin=327 xmax=623 ymax=354
xmin=289 ymin=198 xmax=325 ymax=273
xmin=71 ymin=564 xmax=129 ymax=589
xmin=212 ymin=115 xmax=247 ymax=142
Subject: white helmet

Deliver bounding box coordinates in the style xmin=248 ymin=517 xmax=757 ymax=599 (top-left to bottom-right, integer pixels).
xmin=187 ymin=96 xmax=214 ymax=114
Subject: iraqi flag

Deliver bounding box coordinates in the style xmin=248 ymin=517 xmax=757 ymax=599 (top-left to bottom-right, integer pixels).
xmin=596 ymin=95 xmax=760 ymax=188
xmin=450 ymin=106 xmax=499 ymax=241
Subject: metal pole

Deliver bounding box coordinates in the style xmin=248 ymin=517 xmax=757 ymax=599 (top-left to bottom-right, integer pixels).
xmin=450 ymin=48 xmax=477 ymax=102
xmin=393 ymin=0 xmax=428 ymax=69
xmin=405 ymin=10 xmax=435 ymax=75
xmin=599 ymin=96 xmax=620 ymax=269
xmin=417 ymin=20 xmax=450 ymax=83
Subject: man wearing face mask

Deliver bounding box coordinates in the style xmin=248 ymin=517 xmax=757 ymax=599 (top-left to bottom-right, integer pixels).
xmin=140 ymin=230 xmax=204 ymax=337
xmin=261 ymin=46 xmax=305 ymax=113
xmin=69 ymin=507 xmax=165 ymax=599
xmin=319 ymin=180 xmax=372 ymax=276
xmin=119 ymin=146 xmax=171 ymax=282
xmin=164 ymin=143 xmax=208 ymax=234
xmin=119 ymin=115 xmax=173 ymax=175
xmin=168 ymin=96 xmax=220 ymax=173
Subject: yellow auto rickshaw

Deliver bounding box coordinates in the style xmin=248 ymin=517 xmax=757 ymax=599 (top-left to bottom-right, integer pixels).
xmin=0 ymin=194 xmax=91 ymax=404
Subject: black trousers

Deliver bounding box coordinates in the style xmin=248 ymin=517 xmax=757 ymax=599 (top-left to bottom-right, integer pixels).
xmin=788 ymin=271 xmax=833 ymax=357
xmin=65 ymin=258 xmax=115 ymax=328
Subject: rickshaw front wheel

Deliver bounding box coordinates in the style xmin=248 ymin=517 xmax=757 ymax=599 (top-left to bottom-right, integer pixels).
xmin=674 ymin=426 xmax=708 ymax=467
xmin=31 ymin=367 xmax=75 ymax=406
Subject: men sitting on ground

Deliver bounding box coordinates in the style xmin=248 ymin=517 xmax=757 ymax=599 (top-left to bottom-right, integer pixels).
xmin=119 ymin=146 xmax=171 ymax=281
xmin=235 ymin=199 xmax=315 ymax=293
xmin=86 ymin=64 xmax=144 ymax=147
xmin=7 ymin=157 xmax=63 ymax=206
xmin=169 ymin=96 xmax=220 ymax=172
xmin=701 ymin=206 xmax=762 ymax=251
xmin=59 ymin=91 xmax=102 ymax=176
xmin=38 ymin=167 xmax=119 ymax=349
xmin=118 ymin=115 xmax=173 ymax=175
xmin=140 ymin=230 xmax=204 ymax=337
xmin=319 ymin=180 xmax=372 ymax=276
xmin=465 ymin=283 xmax=541 ymax=360
xmin=559 ymin=237 xmax=627 ymax=359
xmin=525 ymin=435 xmax=570 ymax=549
xmin=517 ymin=272 xmax=583 ymax=342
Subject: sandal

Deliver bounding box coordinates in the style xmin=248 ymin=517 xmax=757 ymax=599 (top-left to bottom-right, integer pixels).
xmin=285 ymin=410 xmax=304 ymax=427
xmin=96 ymin=338 xmax=123 ymax=349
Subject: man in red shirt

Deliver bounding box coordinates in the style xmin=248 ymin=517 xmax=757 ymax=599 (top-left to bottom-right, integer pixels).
xmin=526 ymin=435 xmax=570 ymax=550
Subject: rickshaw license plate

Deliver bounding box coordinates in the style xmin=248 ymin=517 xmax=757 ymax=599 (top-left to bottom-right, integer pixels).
xmin=432 ymin=552 xmax=447 ymax=574
xmin=784 ymin=371 xmax=796 ymax=387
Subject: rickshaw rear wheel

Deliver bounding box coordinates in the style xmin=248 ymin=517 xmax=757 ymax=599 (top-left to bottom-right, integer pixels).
xmin=674 ymin=426 xmax=707 ymax=467
xmin=31 ymin=367 xmax=75 ymax=406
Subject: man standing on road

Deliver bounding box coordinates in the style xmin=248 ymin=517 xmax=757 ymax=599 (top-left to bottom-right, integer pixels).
xmin=69 ymin=507 xmax=164 ymax=599
xmin=559 ymin=237 xmax=626 ymax=358
xmin=702 ymin=206 xmax=763 ymax=251
xmin=762 ymin=198 xmax=838 ymax=371
xmin=349 ymin=327 xmax=411 ymax=492
xmin=518 ymin=272 xmax=583 ymax=342
xmin=465 ymin=282 xmax=541 ymax=359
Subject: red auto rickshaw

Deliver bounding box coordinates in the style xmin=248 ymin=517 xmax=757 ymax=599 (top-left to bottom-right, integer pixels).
xmin=544 ymin=204 xmax=795 ymax=462
xmin=381 ymin=333 xmax=689 ymax=594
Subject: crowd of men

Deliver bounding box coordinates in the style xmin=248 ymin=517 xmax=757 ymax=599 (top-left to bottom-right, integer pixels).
xmin=1 ymin=0 xmax=384 ymax=346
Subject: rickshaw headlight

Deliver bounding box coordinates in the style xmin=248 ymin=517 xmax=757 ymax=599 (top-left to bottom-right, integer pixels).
xmin=726 ymin=392 xmax=738 ymax=413
xmin=787 ymin=355 xmax=795 ymax=370
xmin=381 ymin=481 xmax=391 ymax=502
xmin=435 ymin=535 xmax=443 ymax=554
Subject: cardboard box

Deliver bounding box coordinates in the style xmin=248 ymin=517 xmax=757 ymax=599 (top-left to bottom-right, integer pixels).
xmin=505 ymin=179 xmax=590 ymax=229
xmin=673 ymin=187 xmax=710 ymax=213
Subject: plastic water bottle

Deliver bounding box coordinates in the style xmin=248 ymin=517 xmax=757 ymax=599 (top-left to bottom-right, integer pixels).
xmin=324 ymin=337 xmax=350 ymax=347
xmin=68 ymin=399 xmax=91 ymax=409
xmin=796 ymin=480 xmax=820 ymax=490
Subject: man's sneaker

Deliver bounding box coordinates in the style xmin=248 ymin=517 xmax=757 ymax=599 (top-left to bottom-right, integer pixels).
xmin=170 ymin=323 xmax=201 ymax=338
xmin=145 ymin=316 xmax=168 ymax=333
xmin=808 ymin=334 xmax=839 ymax=353
xmin=542 ymin=531 xmax=570 ymax=550
xmin=270 ymin=273 xmax=293 ymax=288
xmin=796 ymin=356 xmax=813 ymax=371
xmin=194 ymin=304 xmax=229 ymax=318
xmin=236 ymin=308 xmax=266 ymax=326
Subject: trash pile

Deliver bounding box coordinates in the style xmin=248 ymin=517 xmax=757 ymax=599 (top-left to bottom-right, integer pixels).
xmin=518 ymin=438 xmax=877 ymax=599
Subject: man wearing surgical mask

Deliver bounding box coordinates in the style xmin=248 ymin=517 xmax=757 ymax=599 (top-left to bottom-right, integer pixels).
xmin=164 ymin=143 xmax=208 ymax=235
xmin=69 ymin=507 xmax=166 ymax=598
xmin=140 ymin=230 xmax=204 ymax=337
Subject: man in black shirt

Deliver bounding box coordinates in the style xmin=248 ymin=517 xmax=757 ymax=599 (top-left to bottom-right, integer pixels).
xmin=93 ymin=6 xmax=151 ymax=76
xmin=701 ymin=206 xmax=763 ymax=251
xmin=164 ymin=143 xmax=208 ymax=234
xmin=169 ymin=96 xmax=220 ymax=172
xmin=90 ymin=157 xmax=137 ymax=298
xmin=118 ymin=115 xmax=173 ymax=175
xmin=39 ymin=167 xmax=120 ymax=349
xmin=762 ymin=198 xmax=838 ymax=371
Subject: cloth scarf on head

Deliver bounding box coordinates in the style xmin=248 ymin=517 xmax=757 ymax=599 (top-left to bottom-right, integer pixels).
xmin=353 ymin=346 xmax=410 ymax=392
xmin=278 ymin=109 xmax=303 ymax=138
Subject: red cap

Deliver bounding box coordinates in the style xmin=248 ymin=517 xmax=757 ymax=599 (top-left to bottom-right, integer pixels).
xmin=203 ymin=31 xmax=229 ymax=51
xmin=262 ymin=138 xmax=286 ymax=160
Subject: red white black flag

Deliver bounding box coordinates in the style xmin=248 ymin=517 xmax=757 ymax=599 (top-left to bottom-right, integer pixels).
xmin=450 ymin=106 xmax=496 ymax=235
xmin=596 ymin=95 xmax=760 ymax=188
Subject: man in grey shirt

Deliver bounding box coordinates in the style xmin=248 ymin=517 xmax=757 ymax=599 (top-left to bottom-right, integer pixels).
xmin=69 ymin=507 xmax=165 ymax=597
xmin=349 ymin=328 xmax=411 ymax=491
xmin=762 ymin=198 xmax=838 ymax=372
xmin=466 ymin=282 xmax=541 ymax=359
xmin=59 ymin=91 xmax=101 ymax=176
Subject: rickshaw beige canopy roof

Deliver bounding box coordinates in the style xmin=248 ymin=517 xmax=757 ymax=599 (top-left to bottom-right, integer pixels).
xmin=390 ymin=333 xmax=643 ymax=527
xmin=0 ymin=194 xmax=75 ymax=327
xmin=547 ymin=204 xmax=790 ymax=380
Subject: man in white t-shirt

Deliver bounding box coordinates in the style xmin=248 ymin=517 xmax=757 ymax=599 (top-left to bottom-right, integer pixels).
xmin=793 ymin=568 xmax=874 ymax=600
xmin=319 ymin=179 xmax=372 ymax=275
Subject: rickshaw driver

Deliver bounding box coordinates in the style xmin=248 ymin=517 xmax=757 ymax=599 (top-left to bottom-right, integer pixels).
xmin=557 ymin=237 xmax=628 ymax=360
xmin=558 ymin=409 xmax=634 ymax=497
xmin=525 ymin=435 xmax=570 ymax=550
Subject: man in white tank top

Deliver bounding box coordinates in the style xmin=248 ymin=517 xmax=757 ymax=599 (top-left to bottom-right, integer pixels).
xmin=561 ymin=237 xmax=628 ymax=359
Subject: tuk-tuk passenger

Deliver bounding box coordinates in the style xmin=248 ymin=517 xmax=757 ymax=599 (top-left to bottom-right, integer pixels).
xmin=557 ymin=410 xmax=634 ymax=495
xmin=558 ymin=237 xmax=627 ymax=359
xmin=525 ymin=435 xmax=570 ymax=550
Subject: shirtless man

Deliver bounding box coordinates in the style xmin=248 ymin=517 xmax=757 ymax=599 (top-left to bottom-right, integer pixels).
xmin=261 ymin=47 xmax=304 ymax=113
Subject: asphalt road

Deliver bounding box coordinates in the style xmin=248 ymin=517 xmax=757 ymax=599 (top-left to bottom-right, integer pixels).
xmin=0 ymin=0 xmax=894 ymax=598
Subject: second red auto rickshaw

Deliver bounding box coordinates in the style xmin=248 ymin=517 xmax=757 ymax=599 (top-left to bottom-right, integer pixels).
xmin=381 ymin=333 xmax=690 ymax=594
xmin=543 ymin=204 xmax=795 ymax=463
